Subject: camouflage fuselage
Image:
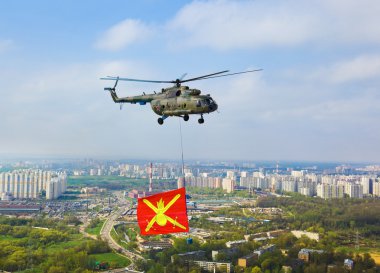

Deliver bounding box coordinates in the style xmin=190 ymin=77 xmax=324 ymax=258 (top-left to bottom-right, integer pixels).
xmin=110 ymin=85 xmax=218 ymax=117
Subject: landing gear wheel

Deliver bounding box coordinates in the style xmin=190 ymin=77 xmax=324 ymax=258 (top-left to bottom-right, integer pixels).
xmin=198 ymin=118 xmax=204 ymax=124
xmin=184 ymin=114 xmax=189 ymax=121
xmin=158 ymin=118 xmax=164 ymax=125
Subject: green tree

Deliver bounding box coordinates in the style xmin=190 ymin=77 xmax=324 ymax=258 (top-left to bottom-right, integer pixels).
xmin=251 ymin=266 xmax=262 ymax=273
xmin=261 ymin=258 xmax=275 ymax=272
xmin=47 ymin=266 xmax=67 ymax=273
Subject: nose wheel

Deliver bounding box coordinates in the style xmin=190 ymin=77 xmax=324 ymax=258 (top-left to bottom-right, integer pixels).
xmin=198 ymin=115 xmax=204 ymax=124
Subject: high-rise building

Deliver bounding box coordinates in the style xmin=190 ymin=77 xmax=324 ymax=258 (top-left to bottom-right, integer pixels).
xmin=226 ymin=171 xmax=236 ymax=180
xmin=372 ymin=181 xmax=380 ymax=197
xmin=360 ymin=177 xmax=371 ymax=195
xmin=283 ymin=180 xmax=297 ymax=193
xmin=299 ymin=187 xmax=312 ymax=196
xmin=0 ymin=170 xmax=67 ymax=200
xmin=291 ymin=171 xmax=304 ymax=178
xmin=177 ymin=177 xmax=185 ymax=189
xmin=317 ymin=183 xmax=332 ymax=199
xmin=240 ymin=171 xmax=248 ymax=178
xmin=346 ymin=183 xmax=363 ymax=199
xmin=222 ymin=178 xmax=235 ymax=193
xmin=331 ymin=184 xmax=345 ymax=198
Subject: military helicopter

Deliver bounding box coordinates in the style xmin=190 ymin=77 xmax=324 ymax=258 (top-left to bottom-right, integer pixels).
xmin=101 ymin=69 xmax=261 ymax=125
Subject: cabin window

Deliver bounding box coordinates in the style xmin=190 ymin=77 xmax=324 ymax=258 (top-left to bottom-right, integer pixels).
xmin=196 ymin=100 xmax=201 ymax=107
xmin=184 ymin=104 xmax=186 ymax=108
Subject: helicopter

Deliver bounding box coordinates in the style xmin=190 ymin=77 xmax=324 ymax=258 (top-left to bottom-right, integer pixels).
xmin=101 ymin=69 xmax=261 ymax=125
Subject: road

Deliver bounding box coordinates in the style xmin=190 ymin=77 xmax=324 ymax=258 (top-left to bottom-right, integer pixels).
xmin=100 ymin=194 xmax=145 ymax=269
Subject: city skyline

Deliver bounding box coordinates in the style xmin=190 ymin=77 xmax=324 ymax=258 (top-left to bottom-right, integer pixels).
xmin=1 ymin=1 xmax=380 ymax=162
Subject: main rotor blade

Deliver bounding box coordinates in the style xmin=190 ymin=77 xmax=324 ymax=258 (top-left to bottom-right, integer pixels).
xmin=100 ymin=69 xmax=262 ymax=85
xmin=184 ymin=69 xmax=263 ymax=82
xmin=100 ymin=76 xmax=172 ymax=84
xmin=179 ymin=73 xmax=188 ymax=81
xmin=180 ymin=70 xmax=229 ymax=83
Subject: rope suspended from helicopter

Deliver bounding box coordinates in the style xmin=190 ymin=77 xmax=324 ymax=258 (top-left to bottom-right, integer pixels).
xmin=179 ymin=119 xmax=186 ymax=187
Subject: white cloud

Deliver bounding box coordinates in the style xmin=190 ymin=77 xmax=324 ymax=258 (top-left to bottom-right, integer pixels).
xmin=167 ymin=0 xmax=316 ymax=50
xmin=0 ymin=59 xmax=174 ymax=157
xmin=94 ymin=0 xmax=380 ymax=52
xmin=318 ymin=0 xmax=380 ymax=44
xmin=95 ymin=19 xmax=152 ymax=51
xmin=165 ymin=0 xmax=380 ymax=50
xmin=309 ymin=54 xmax=380 ymax=84
xmin=329 ymin=55 xmax=380 ymax=83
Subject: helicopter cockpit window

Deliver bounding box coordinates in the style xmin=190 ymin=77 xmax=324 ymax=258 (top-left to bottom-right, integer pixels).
xmin=201 ymin=99 xmax=210 ymax=106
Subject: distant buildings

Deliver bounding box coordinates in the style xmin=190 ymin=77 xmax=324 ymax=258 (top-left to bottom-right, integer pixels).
xmin=185 ymin=176 xmax=223 ymax=189
xmin=212 ymin=248 xmax=239 ymax=261
xmin=237 ymin=245 xmax=276 ymax=268
xmin=0 ymin=170 xmax=67 ymax=200
xmin=291 ymin=230 xmax=319 ymax=241
xmin=193 ymin=261 xmax=231 ymax=273
xmin=226 ymin=240 xmax=246 ymax=248
xmin=298 ymin=248 xmax=324 ymax=262
xmin=346 ymin=183 xmax=363 ymax=198
xmin=374 ymin=181 xmax=380 ymax=197
xmin=0 ymin=204 xmax=41 ymax=214
xmin=253 ymin=244 xmax=276 ymax=258
xmin=179 ymin=170 xmax=380 ymax=198
xmin=70 ymin=160 xmax=380 ymax=199
xmin=171 ymin=250 xmax=206 ymax=263
xmin=81 ymin=187 xmax=106 ymax=194
xmin=139 ymin=239 xmax=173 ymax=252
xmin=238 ymin=253 xmax=257 ymax=268
xmin=222 ymin=178 xmax=235 ymax=193
xmin=172 ymin=250 xmax=231 ymax=273
xmin=240 ymin=171 xmax=378 ymax=199
xmin=344 ymin=259 xmax=354 ymax=270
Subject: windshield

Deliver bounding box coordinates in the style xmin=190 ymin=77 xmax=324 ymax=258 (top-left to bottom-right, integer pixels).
xmin=202 ymin=99 xmax=211 ymax=106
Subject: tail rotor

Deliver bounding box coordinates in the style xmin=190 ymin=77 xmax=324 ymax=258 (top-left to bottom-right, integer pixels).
xmin=104 ymin=77 xmax=119 ymax=92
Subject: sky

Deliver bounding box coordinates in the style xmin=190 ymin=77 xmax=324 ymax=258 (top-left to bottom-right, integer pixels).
xmin=0 ymin=0 xmax=380 ymax=163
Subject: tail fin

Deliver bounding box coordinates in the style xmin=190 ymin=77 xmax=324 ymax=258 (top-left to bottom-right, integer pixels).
xmin=104 ymin=77 xmax=122 ymax=103
xmin=104 ymin=87 xmax=121 ymax=102
xmin=110 ymin=89 xmax=120 ymax=102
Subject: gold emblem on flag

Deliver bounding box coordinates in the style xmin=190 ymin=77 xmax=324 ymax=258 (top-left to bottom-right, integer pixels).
xmin=143 ymin=194 xmax=187 ymax=232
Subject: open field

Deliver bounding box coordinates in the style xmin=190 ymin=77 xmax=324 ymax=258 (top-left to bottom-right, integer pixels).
xmin=90 ymin=252 xmax=131 ymax=267
xmin=335 ymin=246 xmax=380 ymax=265
xmin=68 ymin=176 xmax=149 ymax=190
xmin=0 ymin=217 xmax=129 ymax=272
xmin=46 ymin=234 xmax=86 ymax=253
xmin=85 ymin=219 xmax=105 ymax=236
xmin=68 ymin=175 xmax=175 ymax=191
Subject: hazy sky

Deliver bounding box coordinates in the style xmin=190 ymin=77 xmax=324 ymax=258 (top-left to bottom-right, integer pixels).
xmin=1 ymin=0 xmax=379 ymax=163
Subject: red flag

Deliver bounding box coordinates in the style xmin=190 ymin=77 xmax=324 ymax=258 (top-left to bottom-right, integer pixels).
xmin=137 ymin=188 xmax=189 ymax=236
